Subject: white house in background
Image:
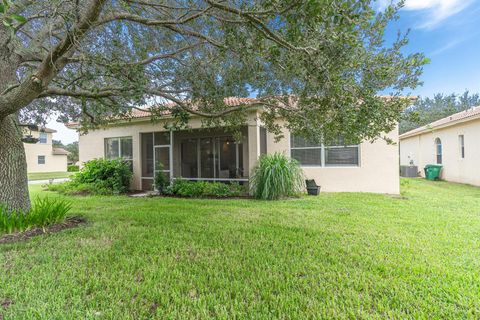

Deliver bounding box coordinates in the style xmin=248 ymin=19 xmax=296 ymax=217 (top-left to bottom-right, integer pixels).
xmin=400 ymin=106 xmax=480 ymax=186
xmin=22 ymin=126 xmax=69 ymax=173
xmin=69 ymin=97 xmax=402 ymax=194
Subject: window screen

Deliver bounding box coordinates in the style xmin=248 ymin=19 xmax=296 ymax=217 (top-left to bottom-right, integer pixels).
xmin=290 ymin=134 xmax=359 ymax=167
xmin=290 ymin=134 xmax=322 ymax=166
xmin=291 ymin=148 xmax=322 ymax=166
xmin=38 ymin=155 xmax=45 ymax=164
xmin=325 ymin=146 xmax=359 ymax=166
xmin=260 ymin=127 xmax=267 ymax=155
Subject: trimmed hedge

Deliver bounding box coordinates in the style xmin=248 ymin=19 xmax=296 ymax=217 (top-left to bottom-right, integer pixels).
xmin=67 ymin=165 xmax=79 ymax=172
xmin=163 ymin=179 xmax=245 ymax=198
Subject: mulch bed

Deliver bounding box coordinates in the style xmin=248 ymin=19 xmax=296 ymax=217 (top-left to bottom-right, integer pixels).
xmin=0 ymin=216 xmax=87 ymax=244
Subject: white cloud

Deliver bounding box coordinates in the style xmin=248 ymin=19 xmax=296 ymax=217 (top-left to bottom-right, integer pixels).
xmin=47 ymin=118 xmax=78 ymax=144
xmin=376 ymin=0 xmax=474 ymax=29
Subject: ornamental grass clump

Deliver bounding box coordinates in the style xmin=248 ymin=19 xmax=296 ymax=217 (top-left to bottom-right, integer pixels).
xmin=0 ymin=197 xmax=72 ymax=234
xmin=250 ymin=153 xmax=305 ymax=200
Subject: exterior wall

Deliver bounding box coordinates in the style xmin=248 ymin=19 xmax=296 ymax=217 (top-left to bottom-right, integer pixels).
xmin=79 ymin=112 xmax=258 ymax=190
xmin=24 ymin=131 xmax=68 ymax=173
xmin=400 ymin=118 xmax=480 ymax=186
xmin=79 ymin=113 xmax=400 ymax=194
xmin=266 ymin=120 xmax=400 ymax=194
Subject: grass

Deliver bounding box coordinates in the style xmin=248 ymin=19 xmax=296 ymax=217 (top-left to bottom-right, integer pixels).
xmin=28 ymin=171 xmax=74 ymax=181
xmin=1 ymin=179 xmax=480 ymax=318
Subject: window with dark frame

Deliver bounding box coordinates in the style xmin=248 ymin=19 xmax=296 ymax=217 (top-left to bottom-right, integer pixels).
xmin=435 ymin=138 xmax=442 ymax=164
xmin=290 ymin=134 xmax=359 ymax=167
xmin=38 ymin=155 xmax=45 ymax=165
xmin=459 ymin=135 xmax=465 ymax=159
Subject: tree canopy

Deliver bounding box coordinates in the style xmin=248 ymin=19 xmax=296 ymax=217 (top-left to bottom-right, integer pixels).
xmin=1 ymin=0 xmax=426 ymax=144
xmin=400 ymin=91 xmax=480 ymax=134
xmin=0 ymin=0 xmax=427 ymax=211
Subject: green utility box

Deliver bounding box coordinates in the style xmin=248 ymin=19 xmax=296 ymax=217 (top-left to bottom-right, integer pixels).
xmin=424 ymin=164 xmax=443 ymax=181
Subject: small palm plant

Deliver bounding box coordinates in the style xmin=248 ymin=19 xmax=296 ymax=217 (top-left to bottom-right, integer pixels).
xmin=250 ymin=153 xmax=305 ymax=200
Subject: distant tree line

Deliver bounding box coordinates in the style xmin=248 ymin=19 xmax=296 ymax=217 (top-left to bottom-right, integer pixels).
xmin=400 ymin=91 xmax=480 ymax=134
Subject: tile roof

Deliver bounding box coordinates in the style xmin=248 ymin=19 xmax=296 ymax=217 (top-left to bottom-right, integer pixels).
xmin=129 ymin=97 xmax=258 ymax=118
xmin=66 ymin=97 xmax=259 ymax=127
xmin=400 ymin=105 xmax=480 ymax=139
xmin=52 ymin=147 xmax=70 ymax=155
xmin=67 ymin=96 xmax=416 ymax=128
xmin=20 ymin=124 xmax=57 ymax=133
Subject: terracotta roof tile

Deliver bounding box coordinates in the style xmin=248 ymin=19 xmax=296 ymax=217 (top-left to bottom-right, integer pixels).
xmin=67 ymin=96 xmax=415 ymax=128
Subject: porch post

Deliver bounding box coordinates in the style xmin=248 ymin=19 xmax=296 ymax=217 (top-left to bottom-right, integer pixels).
xmin=169 ymin=130 xmax=173 ymax=180
xmin=247 ymin=119 xmax=261 ymax=176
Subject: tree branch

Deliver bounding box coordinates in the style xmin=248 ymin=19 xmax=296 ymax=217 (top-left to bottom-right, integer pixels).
xmin=0 ymin=0 xmax=108 ymax=119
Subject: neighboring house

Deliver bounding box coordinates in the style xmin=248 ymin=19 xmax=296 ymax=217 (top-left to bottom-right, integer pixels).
xmin=399 ymin=106 xmax=480 ymax=186
xmin=70 ymin=98 xmax=401 ymax=194
xmin=22 ymin=126 xmax=69 ymax=173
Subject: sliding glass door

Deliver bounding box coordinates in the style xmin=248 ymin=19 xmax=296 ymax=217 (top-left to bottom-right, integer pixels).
xmin=180 ymin=136 xmax=244 ymax=180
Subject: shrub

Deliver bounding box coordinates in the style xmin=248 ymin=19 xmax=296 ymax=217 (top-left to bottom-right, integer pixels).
xmin=67 ymin=165 xmax=79 ymax=172
xmin=46 ymin=159 xmax=132 ymax=196
xmin=0 ymin=197 xmax=72 ymax=234
xmin=250 ymin=153 xmax=305 ymax=200
xmin=154 ymin=163 xmax=170 ymax=193
xmin=163 ymin=179 xmax=244 ymax=198
xmin=74 ymin=158 xmax=132 ymax=193
xmin=46 ymin=181 xmax=113 ymax=196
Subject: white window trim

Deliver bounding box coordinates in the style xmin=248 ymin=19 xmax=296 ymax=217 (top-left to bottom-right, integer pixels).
xmin=289 ymin=135 xmax=361 ymax=167
xmin=38 ymin=132 xmax=48 ymax=144
xmin=104 ymin=136 xmax=133 ymax=161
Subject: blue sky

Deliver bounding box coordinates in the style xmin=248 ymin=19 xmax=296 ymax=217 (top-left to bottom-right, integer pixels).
xmin=50 ymin=0 xmax=480 ymax=143
xmin=380 ymin=0 xmax=480 ymax=97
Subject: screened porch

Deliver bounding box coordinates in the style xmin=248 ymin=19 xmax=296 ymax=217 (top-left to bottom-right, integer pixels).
xmin=140 ymin=127 xmax=258 ymax=190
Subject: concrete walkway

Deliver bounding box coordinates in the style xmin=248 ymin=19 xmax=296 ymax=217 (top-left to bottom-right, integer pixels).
xmin=28 ymin=178 xmax=70 ymax=185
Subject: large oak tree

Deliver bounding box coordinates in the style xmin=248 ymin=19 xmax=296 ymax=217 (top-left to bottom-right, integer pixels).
xmin=0 ymin=0 xmax=426 ymax=211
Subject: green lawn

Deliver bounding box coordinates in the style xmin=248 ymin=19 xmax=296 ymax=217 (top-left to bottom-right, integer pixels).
xmin=28 ymin=171 xmax=74 ymax=181
xmin=1 ymin=179 xmax=480 ymax=318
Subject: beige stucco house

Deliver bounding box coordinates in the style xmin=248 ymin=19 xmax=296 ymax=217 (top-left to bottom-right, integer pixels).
xmin=400 ymin=106 xmax=480 ymax=186
xmin=73 ymin=98 xmax=400 ymax=194
xmin=22 ymin=126 xmax=69 ymax=173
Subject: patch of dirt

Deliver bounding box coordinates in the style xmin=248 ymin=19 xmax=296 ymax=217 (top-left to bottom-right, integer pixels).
xmin=0 ymin=216 xmax=87 ymax=244
xmin=1 ymin=299 xmax=13 ymax=309
xmin=149 ymin=302 xmax=159 ymax=315
xmin=0 ymin=298 xmax=13 ymax=319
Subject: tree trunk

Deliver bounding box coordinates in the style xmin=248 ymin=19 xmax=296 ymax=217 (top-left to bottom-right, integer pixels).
xmin=0 ymin=114 xmax=31 ymax=212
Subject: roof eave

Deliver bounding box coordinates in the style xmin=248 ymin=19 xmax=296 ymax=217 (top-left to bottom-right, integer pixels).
xmin=400 ymin=112 xmax=480 ymax=140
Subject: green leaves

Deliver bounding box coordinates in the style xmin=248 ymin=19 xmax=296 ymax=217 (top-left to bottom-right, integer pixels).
xmin=250 ymin=153 xmax=305 ymax=200
xmin=10 ymin=13 xmax=26 ymax=24
xmin=0 ymin=0 xmax=27 ymax=31
xmin=0 ymin=197 xmax=72 ymax=234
